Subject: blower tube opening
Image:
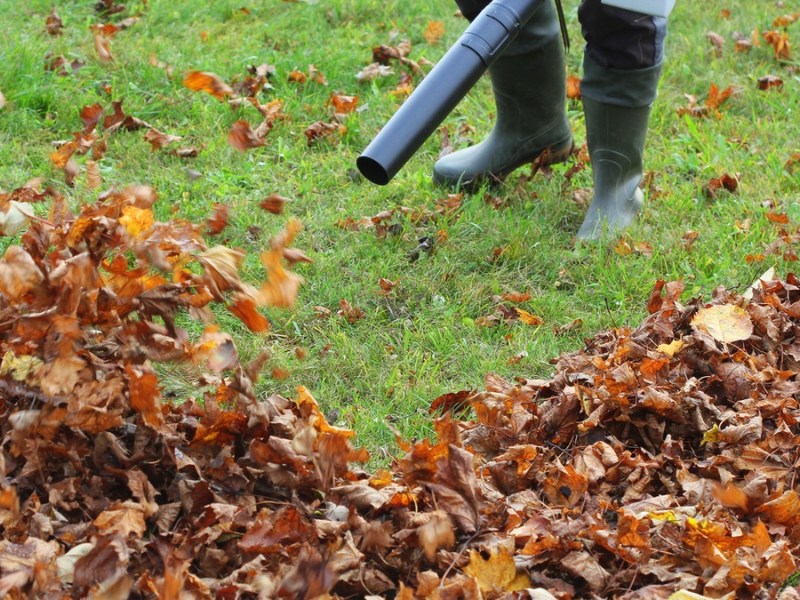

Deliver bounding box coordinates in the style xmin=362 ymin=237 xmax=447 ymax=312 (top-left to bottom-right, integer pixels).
xmin=356 ymin=155 xmax=390 ymax=186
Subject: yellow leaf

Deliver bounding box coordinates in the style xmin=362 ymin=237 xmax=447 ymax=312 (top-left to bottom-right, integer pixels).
xmin=464 ymin=541 xmax=531 ymax=593
xmin=657 ymin=339 xmax=684 ymax=357
xmin=669 ymin=592 xmax=715 ymax=600
xmin=0 ymin=351 xmax=43 ymax=382
xmin=516 ymin=308 xmax=544 ymax=326
xmin=690 ymin=304 xmax=753 ymax=343
xmin=701 ymin=424 xmax=721 ymax=446
xmin=649 ymin=510 xmax=680 ymax=523
xmin=119 ymin=205 xmax=154 ymax=238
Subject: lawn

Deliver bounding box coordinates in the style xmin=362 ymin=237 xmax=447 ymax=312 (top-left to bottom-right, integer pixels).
xmin=0 ymin=0 xmax=798 ymax=462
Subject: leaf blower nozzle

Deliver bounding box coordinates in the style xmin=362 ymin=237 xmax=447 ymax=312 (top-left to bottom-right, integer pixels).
xmin=356 ymin=0 xmax=543 ymax=185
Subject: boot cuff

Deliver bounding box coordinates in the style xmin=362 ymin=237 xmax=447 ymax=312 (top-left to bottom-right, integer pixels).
xmin=581 ymin=56 xmax=662 ymax=107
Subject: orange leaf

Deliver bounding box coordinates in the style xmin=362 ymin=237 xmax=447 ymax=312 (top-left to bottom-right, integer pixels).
xmin=119 ymin=205 xmax=154 ymax=238
xmin=183 ymin=71 xmax=233 ymax=100
xmin=228 ymin=295 xmax=271 ymax=333
xmin=566 ymin=74 xmax=582 ymax=99
xmin=126 ymin=365 xmax=163 ymax=428
xmin=423 ymin=20 xmax=445 ymax=45
xmin=515 ymin=308 xmax=543 ymax=326
xmin=327 ymin=92 xmax=359 ymax=115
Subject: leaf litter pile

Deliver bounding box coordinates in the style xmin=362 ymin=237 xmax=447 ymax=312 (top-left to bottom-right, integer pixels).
xmin=1 ymin=185 xmax=800 ymax=599
xmin=3 ymin=4 xmax=800 ymax=600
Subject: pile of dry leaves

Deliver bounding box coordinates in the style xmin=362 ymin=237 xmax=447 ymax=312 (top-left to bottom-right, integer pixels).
xmin=1 ymin=183 xmax=799 ymax=599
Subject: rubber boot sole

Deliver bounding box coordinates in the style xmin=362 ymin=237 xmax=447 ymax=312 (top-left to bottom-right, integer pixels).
xmin=432 ymin=135 xmax=575 ymax=192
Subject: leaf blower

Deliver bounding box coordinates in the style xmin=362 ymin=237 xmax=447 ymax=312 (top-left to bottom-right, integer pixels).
xmin=356 ymin=0 xmax=675 ymax=185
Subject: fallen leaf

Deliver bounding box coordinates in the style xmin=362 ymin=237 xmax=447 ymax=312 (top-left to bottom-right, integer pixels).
xmin=691 ymin=304 xmax=753 ymax=343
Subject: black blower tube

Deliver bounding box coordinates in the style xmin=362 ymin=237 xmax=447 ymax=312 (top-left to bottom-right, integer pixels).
xmin=357 ymin=0 xmax=543 ymax=185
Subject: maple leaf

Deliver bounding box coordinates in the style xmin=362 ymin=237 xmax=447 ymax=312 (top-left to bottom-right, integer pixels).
xmin=691 ymin=304 xmax=753 ymax=343
xmin=255 ymin=218 xmax=304 ymax=308
xmin=183 ymin=71 xmax=233 ymax=100
xmin=464 ymin=540 xmax=531 ymax=593
xmin=337 ymin=298 xmax=365 ymax=323
xmin=119 ymin=205 xmax=155 ymax=238
xmin=326 ymin=92 xmax=359 ymax=116
xmin=763 ymin=30 xmax=791 ymax=60
xmin=103 ymin=99 xmax=151 ymax=132
xmin=94 ymin=502 xmax=147 ymax=537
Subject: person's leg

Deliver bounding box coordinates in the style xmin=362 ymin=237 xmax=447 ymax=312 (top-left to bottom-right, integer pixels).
xmin=432 ymin=0 xmax=573 ymax=188
xmin=576 ymin=0 xmax=667 ymax=239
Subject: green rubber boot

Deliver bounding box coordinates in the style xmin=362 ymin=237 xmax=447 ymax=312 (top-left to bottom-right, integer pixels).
xmin=577 ymin=58 xmax=662 ymax=240
xmin=432 ymin=4 xmax=572 ymax=189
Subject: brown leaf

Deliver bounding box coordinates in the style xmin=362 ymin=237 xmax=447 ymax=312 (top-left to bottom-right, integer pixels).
xmin=763 ymin=30 xmax=791 ymax=60
xmin=144 ymin=128 xmax=182 ymax=151
xmin=205 ymin=203 xmax=230 ymax=236
xmin=703 ymin=173 xmax=739 ymax=199
xmin=304 ymin=121 xmax=344 ymax=145
xmin=259 ymin=193 xmax=290 ymax=214
xmin=0 ymin=246 xmax=43 ymax=300
xmin=706 ymin=31 xmax=725 ymax=55
xmin=46 ymin=7 xmax=64 ymax=35
xmin=92 ymin=30 xmax=114 ymax=63
xmin=758 ymin=75 xmax=784 ymax=91
xmin=80 ymin=103 xmax=104 ymax=133
xmin=228 ymin=120 xmax=266 ymax=152
xmin=85 ymin=160 xmax=102 ymax=189
xmin=337 ymin=298 xmax=365 ymax=323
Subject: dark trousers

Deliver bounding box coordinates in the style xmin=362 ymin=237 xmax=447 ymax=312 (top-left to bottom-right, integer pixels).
xmin=454 ymin=0 xmax=666 ymax=70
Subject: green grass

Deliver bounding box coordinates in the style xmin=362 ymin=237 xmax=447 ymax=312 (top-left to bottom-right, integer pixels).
xmin=1 ymin=0 xmax=799 ymax=462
